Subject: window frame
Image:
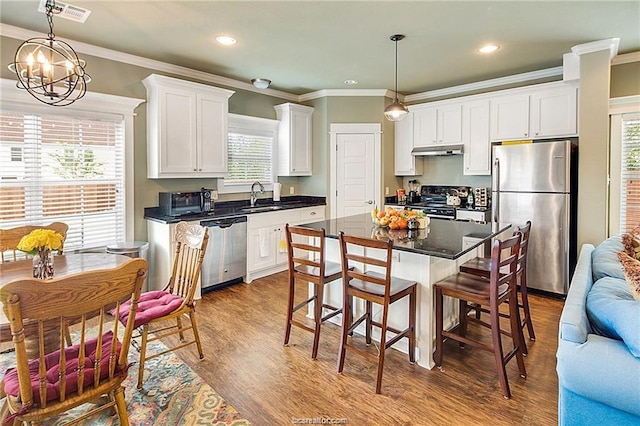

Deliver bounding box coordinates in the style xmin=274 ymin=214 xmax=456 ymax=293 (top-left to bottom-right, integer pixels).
xmin=0 ymin=78 xmax=143 ymax=242
xmin=609 ymin=95 xmax=640 ymax=236
xmin=217 ymin=113 xmax=279 ymax=194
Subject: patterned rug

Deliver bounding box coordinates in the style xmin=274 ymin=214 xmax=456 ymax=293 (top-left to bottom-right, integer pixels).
xmin=0 ymin=337 xmax=252 ymax=425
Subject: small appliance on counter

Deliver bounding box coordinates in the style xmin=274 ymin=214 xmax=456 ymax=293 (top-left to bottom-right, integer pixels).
xmin=159 ymin=191 xmax=206 ymax=217
xmin=407 ymin=180 xmax=420 ymax=203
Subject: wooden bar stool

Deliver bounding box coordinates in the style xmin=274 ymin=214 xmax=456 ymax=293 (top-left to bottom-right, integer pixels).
xmin=337 ymin=232 xmax=417 ymax=394
xmin=284 ymin=224 xmax=343 ymax=359
xmin=460 ymin=221 xmax=535 ymax=352
xmin=434 ymin=233 xmax=526 ymax=399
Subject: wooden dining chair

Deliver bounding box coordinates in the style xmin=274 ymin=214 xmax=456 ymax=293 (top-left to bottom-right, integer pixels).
xmin=283 ymin=224 xmax=343 ymax=359
xmin=0 ymin=222 xmax=69 ymax=263
xmin=337 ymin=232 xmax=417 ymax=394
xmin=434 ymin=233 xmax=526 ymax=399
xmin=114 ymin=221 xmax=209 ymax=389
xmin=459 ymin=221 xmax=535 ymax=352
xmin=0 ymin=257 xmax=147 ymax=425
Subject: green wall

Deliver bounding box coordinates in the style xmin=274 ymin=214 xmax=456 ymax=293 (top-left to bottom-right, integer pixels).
xmin=611 ymin=61 xmax=640 ymax=98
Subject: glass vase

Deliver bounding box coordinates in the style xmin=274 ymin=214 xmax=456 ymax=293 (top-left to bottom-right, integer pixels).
xmin=32 ymin=249 xmax=54 ymax=280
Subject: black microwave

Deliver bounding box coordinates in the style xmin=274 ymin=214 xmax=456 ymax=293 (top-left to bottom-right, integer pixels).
xmin=159 ymin=189 xmax=212 ymax=217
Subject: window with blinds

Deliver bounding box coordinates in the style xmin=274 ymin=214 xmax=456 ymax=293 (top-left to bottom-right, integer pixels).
xmin=220 ymin=113 xmax=278 ymax=191
xmin=0 ymin=110 xmax=125 ymax=251
xmin=621 ymin=113 xmax=640 ymax=233
xmin=226 ymin=132 xmax=273 ymax=184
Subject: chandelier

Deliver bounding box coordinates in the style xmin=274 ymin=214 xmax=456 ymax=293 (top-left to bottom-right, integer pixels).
xmin=8 ymin=0 xmax=90 ymax=106
xmin=384 ymin=34 xmax=409 ymax=122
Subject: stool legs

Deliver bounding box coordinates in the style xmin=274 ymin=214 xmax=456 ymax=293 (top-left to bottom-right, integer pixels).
xmin=312 ymin=284 xmax=323 ymax=359
xmin=283 ymin=273 xmax=295 ymax=347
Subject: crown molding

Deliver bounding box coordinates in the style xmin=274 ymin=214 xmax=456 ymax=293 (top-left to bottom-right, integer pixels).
xmin=571 ymin=38 xmax=620 ymax=59
xmin=405 ymin=66 xmax=563 ymax=103
xmin=612 ymin=51 xmax=640 ymax=65
xmin=0 ymin=24 xmax=299 ymax=102
xmin=299 ymin=89 xmax=396 ymax=102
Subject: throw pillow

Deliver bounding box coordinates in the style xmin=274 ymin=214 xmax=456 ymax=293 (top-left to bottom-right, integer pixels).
xmin=618 ymin=252 xmax=640 ymax=301
xmin=621 ymin=233 xmax=640 ymax=260
xmin=592 ymin=236 xmax=625 ymax=281
xmin=586 ymin=276 xmax=640 ymax=357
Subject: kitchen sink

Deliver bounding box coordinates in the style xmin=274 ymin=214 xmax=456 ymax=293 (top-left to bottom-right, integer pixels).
xmin=238 ymin=205 xmax=285 ymax=213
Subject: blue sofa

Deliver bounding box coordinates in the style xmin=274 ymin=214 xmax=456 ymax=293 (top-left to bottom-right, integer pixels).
xmin=556 ymin=237 xmax=640 ymax=425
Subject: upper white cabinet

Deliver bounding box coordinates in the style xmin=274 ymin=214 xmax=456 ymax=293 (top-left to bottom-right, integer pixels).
xmin=490 ymin=82 xmax=578 ymax=141
xmin=414 ymin=103 xmax=463 ymax=146
xmin=394 ymin=111 xmax=423 ymax=176
xmin=274 ymin=103 xmax=314 ymax=176
xmin=463 ymin=100 xmax=491 ymax=175
xmin=143 ymin=74 xmax=234 ymax=179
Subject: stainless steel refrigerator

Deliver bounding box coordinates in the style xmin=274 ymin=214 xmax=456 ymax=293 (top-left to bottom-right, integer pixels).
xmin=492 ymin=139 xmax=578 ymax=295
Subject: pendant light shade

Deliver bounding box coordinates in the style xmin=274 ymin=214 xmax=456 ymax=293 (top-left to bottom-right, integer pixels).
xmin=384 ymin=34 xmax=408 ymax=122
xmin=8 ymin=0 xmax=90 ymax=106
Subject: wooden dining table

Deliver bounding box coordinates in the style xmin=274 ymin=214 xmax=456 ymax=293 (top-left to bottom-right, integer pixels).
xmin=0 ymin=253 xmax=131 ymax=342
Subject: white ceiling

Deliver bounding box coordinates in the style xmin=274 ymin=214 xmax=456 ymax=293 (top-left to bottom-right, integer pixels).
xmin=1 ymin=1 xmax=639 ymax=96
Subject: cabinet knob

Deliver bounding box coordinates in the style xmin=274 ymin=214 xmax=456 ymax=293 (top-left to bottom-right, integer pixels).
xmin=193 ymin=168 xmax=197 ymax=171
xmin=535 ymin=132 xmax=539 ymax=136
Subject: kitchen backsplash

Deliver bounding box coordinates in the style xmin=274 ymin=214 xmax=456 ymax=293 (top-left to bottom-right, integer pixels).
xmin=402 ymin=155 xmax=491 ymax=189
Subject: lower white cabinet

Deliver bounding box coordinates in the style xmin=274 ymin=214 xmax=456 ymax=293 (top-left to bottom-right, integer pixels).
xmin=245 ymin=206 xmax=326 ymax=282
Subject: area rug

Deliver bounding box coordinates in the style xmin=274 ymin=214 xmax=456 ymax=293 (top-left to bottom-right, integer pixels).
xmin=0 ymin=337 xmax=252 ymax=426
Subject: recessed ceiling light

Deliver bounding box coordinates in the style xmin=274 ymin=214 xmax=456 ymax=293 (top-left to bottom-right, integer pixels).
xmin=216 ymin=35 xmax=237 ymax=46
xmin=479 ymin=44 xmax=500 ymax=54
xmin=344 ymin=79 xmax=358 ymax=85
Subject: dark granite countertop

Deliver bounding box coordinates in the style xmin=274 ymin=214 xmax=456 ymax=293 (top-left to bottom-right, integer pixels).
xmin=144 ymin=196 xmax=326 ymax=224
xmin=299 ymin=213 xmax=511 ymax=260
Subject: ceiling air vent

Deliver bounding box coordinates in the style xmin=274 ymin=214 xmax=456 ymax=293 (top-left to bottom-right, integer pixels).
xmin=38 ymin=0 xmax=91 ymax=23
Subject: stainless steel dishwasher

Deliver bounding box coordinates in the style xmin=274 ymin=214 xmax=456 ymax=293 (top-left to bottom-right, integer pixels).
xmin=200 ymin=216 xmax=247 ymax=292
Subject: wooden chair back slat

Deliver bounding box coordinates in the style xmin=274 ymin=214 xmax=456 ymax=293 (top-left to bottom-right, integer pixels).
xmin=339 ymin=233 xmax=393 ymax=295
xmin=0 ymin=257 xmax=147 ymax=423
xmin=285 ymin=225 xmax=327 ymax=280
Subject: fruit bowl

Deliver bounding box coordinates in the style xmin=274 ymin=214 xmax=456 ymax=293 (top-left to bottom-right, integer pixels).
xmin=371 ymin=207 xmax=425 ymax=230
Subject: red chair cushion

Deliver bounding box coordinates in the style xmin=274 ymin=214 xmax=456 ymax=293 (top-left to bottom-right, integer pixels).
xmin=2 ymin=331 xmax=122 ymax=404
xmin=115 ymin=290 xmax=183 ymax=329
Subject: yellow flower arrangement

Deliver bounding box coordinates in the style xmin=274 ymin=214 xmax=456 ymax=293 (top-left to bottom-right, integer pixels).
xmin=17 ymin=229 xmax=64 ymax=255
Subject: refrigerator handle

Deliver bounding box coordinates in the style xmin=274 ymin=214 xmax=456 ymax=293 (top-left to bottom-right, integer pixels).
xmin=493 ymin=157 xmax=500 ymax=223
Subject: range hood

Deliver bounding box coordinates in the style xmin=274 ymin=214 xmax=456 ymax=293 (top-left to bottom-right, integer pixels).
xmin=411 ymin=144 xmax=464 ymax=156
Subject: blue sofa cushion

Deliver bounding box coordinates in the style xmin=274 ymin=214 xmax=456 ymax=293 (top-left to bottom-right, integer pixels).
xmin=586 ymin=276 xmax=640 ymax=357
xmin=592 ymin=236 xmax=625 ymax=281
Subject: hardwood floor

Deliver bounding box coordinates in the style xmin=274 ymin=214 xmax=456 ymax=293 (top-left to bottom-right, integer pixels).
xmin=160 ymin=271 xmax=564 ymax=425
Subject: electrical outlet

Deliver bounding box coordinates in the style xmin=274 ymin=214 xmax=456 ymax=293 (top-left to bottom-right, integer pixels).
xmin=289 ymin=186 xmax=295 ymax=195
xmin=385 ymin=187 xmax=389 ymax=195
xmin=391 ymin=251 xmax=400 ymax=262
xmin=211 ymin=190 xmax=219 ymax=200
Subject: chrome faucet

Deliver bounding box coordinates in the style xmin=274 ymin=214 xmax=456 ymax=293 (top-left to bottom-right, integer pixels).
xmin=250 ymin=181 xmax=265 ymax=207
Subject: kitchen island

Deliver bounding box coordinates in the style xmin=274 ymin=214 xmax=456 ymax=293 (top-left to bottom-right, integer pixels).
xmin=299 ymin=213 xmax=511 ymax=369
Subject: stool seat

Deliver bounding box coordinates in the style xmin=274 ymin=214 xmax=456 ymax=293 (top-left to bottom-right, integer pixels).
xmin=294 ymin=260 xmax=342 ymax=281
xmin=436 ymin=273 xmax=508 ymax=300
xmin=348 ymin=271 xmax=416 ymax=298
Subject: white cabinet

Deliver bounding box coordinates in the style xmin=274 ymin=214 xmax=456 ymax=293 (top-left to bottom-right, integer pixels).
xmin=463 ymin=100 xmax=491 ymax=175
xmin=414 ymin=103 xmax=463 ymax=147
xmin=490 ymin=82 xmax=578 ymax=142
xmin=394 ymin=111 xmax=423 ymax=176
xmin=143 ymin=74 xmax=234 ymax=178
xmin=530 ymin=85 xmax=578 ymax=138
xmin=274 ymin=103 xmax=314 ymax=176
xmin=246 ymin=205 xmax=326 ymax=282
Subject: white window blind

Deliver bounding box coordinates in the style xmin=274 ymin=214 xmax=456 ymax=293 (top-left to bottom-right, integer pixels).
xmin=226 ymin=131 xmax=273 ymax=184
xmin=0 ymin=109 xmax=125 ymax=251
xmin=621 ymin=113 xmax=640 ymax=233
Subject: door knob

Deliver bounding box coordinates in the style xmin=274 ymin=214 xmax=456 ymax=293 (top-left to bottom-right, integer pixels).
xmin=365 ymin=200 xmax=374 ymax=204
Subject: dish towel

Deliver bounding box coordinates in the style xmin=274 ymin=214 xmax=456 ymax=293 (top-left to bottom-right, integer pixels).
xmin=259 ymin=228 xmax=269 ymax=258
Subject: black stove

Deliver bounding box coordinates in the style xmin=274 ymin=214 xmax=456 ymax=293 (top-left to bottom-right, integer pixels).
xmin=402 ymin=185 xmax=472 ymax=219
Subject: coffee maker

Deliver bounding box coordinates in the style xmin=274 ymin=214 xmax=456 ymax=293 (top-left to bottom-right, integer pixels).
xmin=407 ymin=180 xmax=420 ymax=203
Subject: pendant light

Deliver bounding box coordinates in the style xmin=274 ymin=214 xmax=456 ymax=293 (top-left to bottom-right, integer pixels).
xmin=8 ymin=0 xmax=90 ymax=106
xmin=384 ymin=34 xmax=409 ymax=122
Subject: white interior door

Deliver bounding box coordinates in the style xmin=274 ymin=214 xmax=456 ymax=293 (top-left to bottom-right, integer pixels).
xmin=330 ymin=123 xmax=381 ymax=219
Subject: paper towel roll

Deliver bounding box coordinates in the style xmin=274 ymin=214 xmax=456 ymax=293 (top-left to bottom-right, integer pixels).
xmin=273 ymin=182 xmax=282 ymax=201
